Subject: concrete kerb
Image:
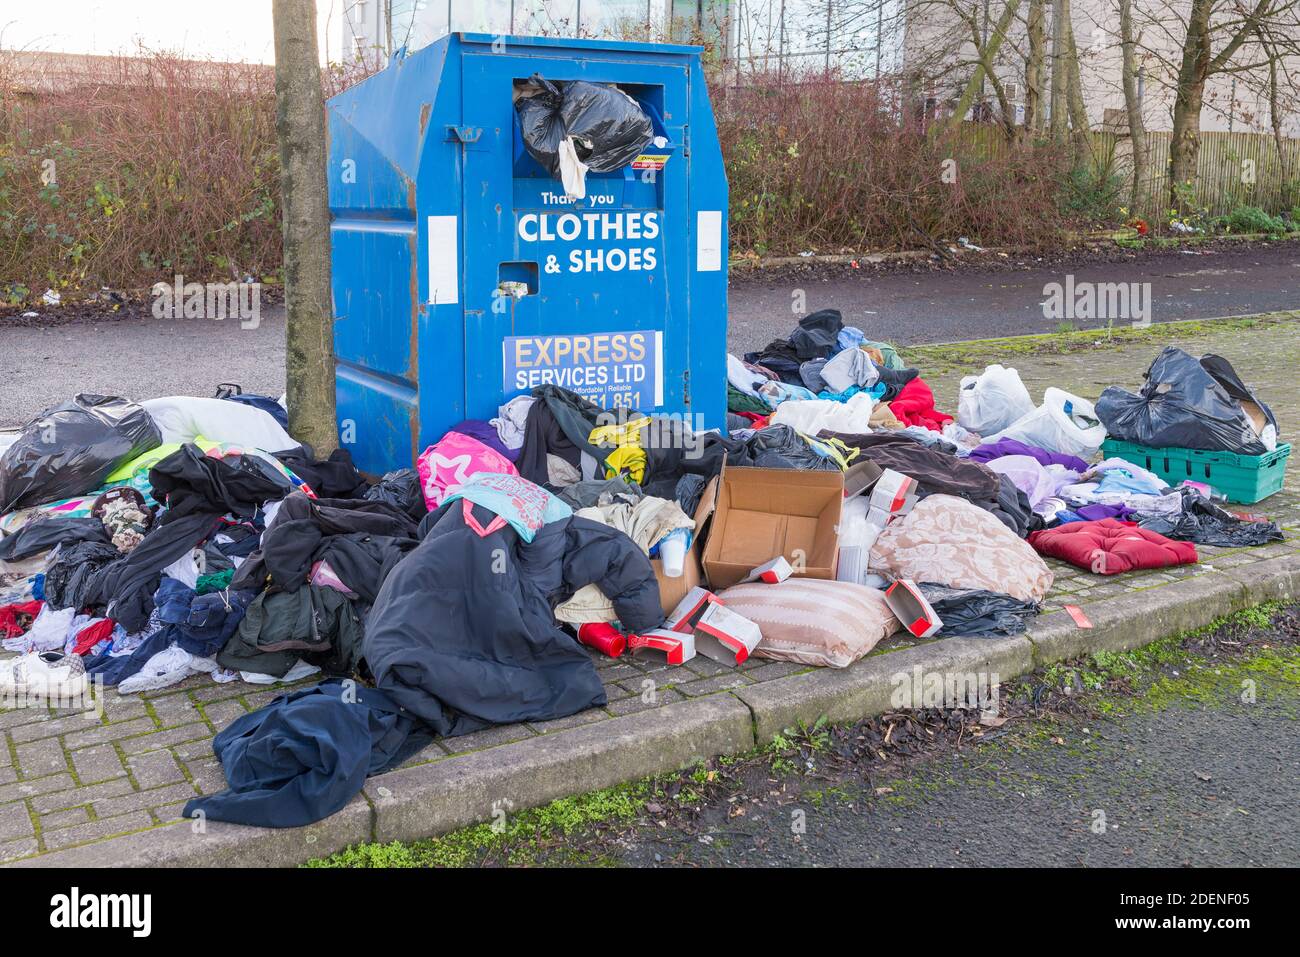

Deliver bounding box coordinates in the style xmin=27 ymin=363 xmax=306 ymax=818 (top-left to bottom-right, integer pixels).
xmin=1222 ymin=551 xmax=1300 ymax=604
xmin=733 ymin=636 xmax=1034 ymax=744
xmin=5 ymin=553 xmax=1293 ymax=867
xmin=1024 ymin=569 xmax=1253 ymax=665
xmin=364 ymin=693 xmax=754 ymax=846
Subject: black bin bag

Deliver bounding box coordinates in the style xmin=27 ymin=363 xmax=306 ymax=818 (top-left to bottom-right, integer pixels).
xmin=0 ymin=394 xmax=162 ymax=512
xmin=364 ymin=469 xmax=427 ymax=520
xmin=516 ymin=74 xmax=654 ymax=177
xmin=516 ymin=76 xmax=567 ymax=175
xmin=560 ymin=80 xmax=655 ymax=172
xmin=1095 ymin=347 xmax=1278 ymax=455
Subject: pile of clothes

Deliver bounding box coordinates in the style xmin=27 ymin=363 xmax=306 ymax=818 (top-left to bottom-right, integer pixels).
xmin=728 ymin=314 xmax=1283 ymax=611
xmin=0 ymin=390 xmax=678 ymax=827
xmin=0 ymin=317 xmax=1286 ymax=831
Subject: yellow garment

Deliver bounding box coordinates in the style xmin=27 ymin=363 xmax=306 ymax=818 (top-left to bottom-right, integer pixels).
xmin=588 ymin=416 xmax=651 ymax=449
xmin=590 ymin=416 xmax=652 ymax=484
xmin=603 ymin=444 xmax=647 ymax=484
xmin=103 ymin=437 xmax=220 ymax=483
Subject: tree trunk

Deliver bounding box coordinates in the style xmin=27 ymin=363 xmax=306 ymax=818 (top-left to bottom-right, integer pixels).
xmin=1060 ymin=0 xmax=1091 ymax=157
xmin=1025 ymin=0 xmax=1046 ymax=135
xmin=1169 ymin=0 xmax=1213 ymax=212
xmin=1049 ymin=0 xmax=1068 ymax=140
xmin=273 ymin=0 xmax=338 ymax=455
xmin=1260 ymin=33 xmax=1293 ymax=205
xmin=1119 ymin=0 xmax=1148 ymax=213
xmin=937 ymin=0 xmax=1023 ymax=141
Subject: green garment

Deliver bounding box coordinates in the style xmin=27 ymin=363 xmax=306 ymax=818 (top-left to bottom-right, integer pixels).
xmin=727 ymin=385 xmax=770 ymax=414
xmin=217 ymin=585 xmax=361 ymax=678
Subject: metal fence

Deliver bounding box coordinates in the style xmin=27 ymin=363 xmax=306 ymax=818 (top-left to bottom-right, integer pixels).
xmin=374 ymin=1 xmax=901 ymax=80
xmin=958 ymin=123 xmax=1300 ymax=219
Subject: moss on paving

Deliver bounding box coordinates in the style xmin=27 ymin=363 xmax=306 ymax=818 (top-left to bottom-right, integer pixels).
xmin=1033 ymin=600 xmax=1300 ymax=718
xmin=900 ymin=311 xmax=1300 ymax=377
xmin=308 ymin=780 xmax=651 ymax=868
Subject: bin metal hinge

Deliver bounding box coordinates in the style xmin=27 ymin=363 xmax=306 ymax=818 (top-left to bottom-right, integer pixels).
xmin=447 ymin=125 xmax=483 ymax=144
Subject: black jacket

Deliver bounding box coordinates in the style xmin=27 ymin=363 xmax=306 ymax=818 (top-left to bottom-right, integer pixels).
xmin=231 ymin=492 xmax=419 ymax=600
xmin=363 ymin=500 xmax=662 ymax=737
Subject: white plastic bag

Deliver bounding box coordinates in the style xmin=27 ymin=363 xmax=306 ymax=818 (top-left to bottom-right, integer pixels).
xmin=771 ymin=392 xmax=875 ymax=435
xmin=835 ymin=497 xmax=884 ymax=585
xmin=558 ymin=136 xmax=589 ymax=199
xmin=142 ymin=396 xmax=296 ymax=453
xmin=989 ymin=387 xmax=1107 ymax=460
xmin=957 ymin=364 xmax=1035 ymax=436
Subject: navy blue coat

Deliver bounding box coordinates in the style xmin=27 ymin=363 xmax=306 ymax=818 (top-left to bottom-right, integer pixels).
xmin=362 ymin=501 xmax=663 ymax=737
xmin=184 ymin=679 xmax=429 ymax=828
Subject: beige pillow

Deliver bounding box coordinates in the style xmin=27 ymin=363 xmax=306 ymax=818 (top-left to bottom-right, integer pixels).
xmin=716 ymin=579 xmax=900 ymax=669
xmin=868 ymin=494 xmax=1053 ymax=603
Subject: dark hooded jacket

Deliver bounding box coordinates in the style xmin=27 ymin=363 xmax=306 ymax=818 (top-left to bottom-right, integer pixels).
xmin=362 ymin=499 xmax=663 ymax=737
xmin=183 ymin=679 xmax=431 ymax=828
xmin=230 ymin=492 xmax=419 ymax=601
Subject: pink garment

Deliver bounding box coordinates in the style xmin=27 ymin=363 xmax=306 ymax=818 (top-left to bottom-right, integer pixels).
xmin=417 ymin=431 xmax=519 ymax=510
xmin=309 ymin=561 xmax=359 ymax=598
xmin=984 ymin=455 xmax=1078 ymax=508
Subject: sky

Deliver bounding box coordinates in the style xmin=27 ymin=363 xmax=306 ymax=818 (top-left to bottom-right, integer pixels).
xmin=0 ymin=0 xmax=359 ymax=64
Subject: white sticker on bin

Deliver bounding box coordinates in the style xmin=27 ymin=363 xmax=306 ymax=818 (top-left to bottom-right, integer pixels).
xmin=697 ymin=210 xmax=722 ymax=272
xmin=427 ymin=215 xmax=459 ymax=305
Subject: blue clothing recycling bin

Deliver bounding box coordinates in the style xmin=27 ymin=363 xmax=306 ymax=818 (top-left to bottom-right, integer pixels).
xmin=326 ymin=33 xmax=729 ymax=475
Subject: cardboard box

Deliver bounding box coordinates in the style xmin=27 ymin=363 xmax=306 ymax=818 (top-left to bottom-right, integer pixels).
xmin=652 ymin=477 xmax=719 ymax=615
xmin=866 ymin=468 xmax=917 ymax=528
xmin=665 ymin=586 xmax=717 ymax=633
xmin=843 ymin=459 xmax=883 ymax=498
xmin=694 ymin=602 xmax=763 ymax=666
xmin=628 ymin=628 xmax=695 ymax=665
xmin=662 ymin=586 xmax=761 ymax=666
xmin=702 ymin=464 xmax=844 ymax=589
xmin=740 ymin=556 xmax=793 ymax=584
xmin=885 ymin=579 xmax=942 ymax=638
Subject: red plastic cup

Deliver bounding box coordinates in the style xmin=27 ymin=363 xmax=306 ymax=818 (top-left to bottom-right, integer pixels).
xmin=577 ymin=622 xmax=626 ymax=658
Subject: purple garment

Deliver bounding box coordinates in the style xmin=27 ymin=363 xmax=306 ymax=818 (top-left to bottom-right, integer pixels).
xmin=970 ymin=438 xmax=1088 ymax=472
xmin=985 ymin=455 xmax=1077 ymax=509
xmin=1075 ymin=503 xmax=1134 ymax=522
xmin=449 ymin=420 xmax=519 ymax=462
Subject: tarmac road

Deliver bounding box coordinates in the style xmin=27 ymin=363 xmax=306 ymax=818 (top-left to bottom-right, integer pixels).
xmin=729 ymin=239 xmax=1300 ymax=349
xmin=613 ymin=694 xmax=1300 ymax=868
xmin=2 ymin=240 xmax=1297 ymax=428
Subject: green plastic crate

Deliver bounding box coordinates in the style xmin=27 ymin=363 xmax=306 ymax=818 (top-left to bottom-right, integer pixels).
xmin=1100 ymin=438 xmax=1291 ymax=504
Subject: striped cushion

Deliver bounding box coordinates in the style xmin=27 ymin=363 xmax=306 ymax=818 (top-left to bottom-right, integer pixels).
xmin=716 ymin=579 xmax=899 ymax=669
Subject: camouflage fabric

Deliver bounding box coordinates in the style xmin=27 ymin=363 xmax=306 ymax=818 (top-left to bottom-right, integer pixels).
xmin=91 ymin=487 xmax=155 ymax=553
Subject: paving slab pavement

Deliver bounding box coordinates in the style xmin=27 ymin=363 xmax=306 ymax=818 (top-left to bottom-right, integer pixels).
xmin=2 ymin=317 xmax=1297 ymax=866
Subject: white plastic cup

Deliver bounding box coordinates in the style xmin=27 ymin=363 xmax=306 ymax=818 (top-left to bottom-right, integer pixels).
xmin=659 ymin=535 xmax=687 ymax=577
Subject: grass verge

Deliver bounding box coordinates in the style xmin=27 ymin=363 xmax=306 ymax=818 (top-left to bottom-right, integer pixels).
xmin=900 ymin=311 xmax=1300 ymax=377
